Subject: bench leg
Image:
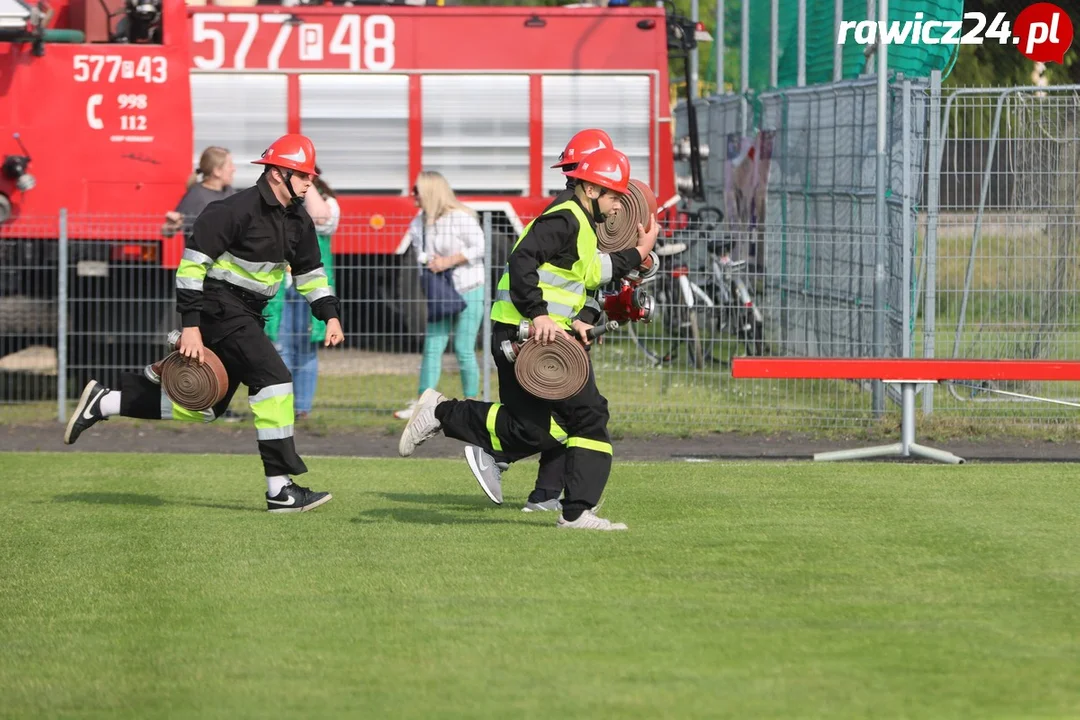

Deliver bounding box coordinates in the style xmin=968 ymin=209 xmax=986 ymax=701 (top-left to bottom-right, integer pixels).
xmin=814 ymin=383 xmax=965 ymax=464
xmin=814 ymin=443 xmax=905 ymax=462
xmin=907 ymin=442 xmax=965 ymax=464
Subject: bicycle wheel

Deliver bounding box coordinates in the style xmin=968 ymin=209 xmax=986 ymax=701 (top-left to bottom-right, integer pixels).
xmin=627 ymin=299 xmax=688 ymax=367
xmin=735 ymin=308 xmax=766 ymax=356
xmin=628 ymin=300 xmax=722 ymax=370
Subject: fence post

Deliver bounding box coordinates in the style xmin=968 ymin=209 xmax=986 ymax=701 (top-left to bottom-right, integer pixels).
xmin=716 ymin=0 xmax=724 ymax=93
xmin=57 ymin=208 xmax=68 ymax=423
xmin=865 ymin=0 xmax=875 ymax=74
xmin=902 ymin=79 xmax=912 ymax=359
xmin=871 ymin=0 xmax=889 ymax=416
xmin=832 ymin=0 xmax=842 ymax=82
xmin=922 ymin=70 xmax=942 ymax=416
xmin=769 ymin=0 xmax=778 ymax=88
xmin=740 ymin=0 xmax=749 ymax=135
xmin=796 ymin=0 xmax=806 ymax=87
xmin=481 ymin=212 xmax=493 ymax=402
xmin=691 ymin=0 xmax=699 ymax=97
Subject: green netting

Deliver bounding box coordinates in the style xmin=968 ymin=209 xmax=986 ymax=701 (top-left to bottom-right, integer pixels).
xmin=702 ymin=0 xmax=962 ymax=91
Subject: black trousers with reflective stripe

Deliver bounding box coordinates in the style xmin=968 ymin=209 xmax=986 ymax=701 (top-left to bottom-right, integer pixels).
xmin=489 ymin=395 xmax=569 ymax=500
xmin=119 ymin=289 xmax=307 ymax=477
xmin=533 ymin=432 xmax=568 ymax=500
xmin=435 ymin=323 xmax=613 ymax=512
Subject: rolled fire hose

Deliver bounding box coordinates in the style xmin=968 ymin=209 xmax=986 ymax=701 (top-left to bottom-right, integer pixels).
xmin=159 ymin=347 xmax=230 ymax=412
xmin=513 ymin=321 xmax=618 ymax=401
xmin=596 ymin=178 xmax=659 ymax=253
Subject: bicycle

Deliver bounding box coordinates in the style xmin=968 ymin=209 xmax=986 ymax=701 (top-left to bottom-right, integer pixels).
xmin=626 ymin=205 xmax=767 ymax=369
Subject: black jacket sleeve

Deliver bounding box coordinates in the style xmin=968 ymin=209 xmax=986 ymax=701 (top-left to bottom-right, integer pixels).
xmin=176 ymin=202 xmax=239 ymax=328
xmin=287 ymin=215 xmax=341 ymax=323
xmin=609 ymin=248 xmax=645 ymax=283
xmin=574 ymin=294 xmax=604 ymax=325
xmin=508 ymin=212 xmax=574 ymax=319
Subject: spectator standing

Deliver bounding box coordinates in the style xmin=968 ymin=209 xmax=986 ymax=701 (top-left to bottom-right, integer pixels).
xmin=164 ymin=146 xmax=236 ymax=238
xmin=394 ymin=171 xmax=486 ymax=420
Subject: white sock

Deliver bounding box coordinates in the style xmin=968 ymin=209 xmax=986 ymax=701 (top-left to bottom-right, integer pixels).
xmin=99 ymin=391 xmax=121 ymax=417
xmin=267 ymin=475 xmax=291 ymax=496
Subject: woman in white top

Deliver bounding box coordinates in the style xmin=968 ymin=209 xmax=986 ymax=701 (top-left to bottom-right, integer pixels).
xmin=394 ymin=171 xmax=486 ymax=419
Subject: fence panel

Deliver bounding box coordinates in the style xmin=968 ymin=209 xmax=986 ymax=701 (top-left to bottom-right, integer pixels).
xmin=2 ymin=86 xmax=1078 ymax=436
xmin=311 ymin=209 xmax=516 ymax=423
xmin=0 ymin=215 xmax=60 ymax=416
xmin=918 ymin=86 xmax=1080 ymax=427
xmin=61 ymin=214 xmax=180 ymax=417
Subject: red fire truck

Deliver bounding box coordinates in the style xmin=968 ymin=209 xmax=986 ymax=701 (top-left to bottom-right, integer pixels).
xmin=0 ymin=0 xmax=683 ymax=386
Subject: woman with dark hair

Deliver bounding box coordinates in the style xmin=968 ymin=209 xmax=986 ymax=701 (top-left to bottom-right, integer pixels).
xmin=163 ymin=146 xmax=236 ymax=238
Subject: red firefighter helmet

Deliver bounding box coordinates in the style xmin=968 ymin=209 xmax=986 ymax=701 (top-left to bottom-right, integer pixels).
xmin=563 ymin=147 xmax=630 ymax=194
xmin=251 ymin=134 xmax=319 ymax=175
xmin=550 ymin=128 xmax=614 ymax=169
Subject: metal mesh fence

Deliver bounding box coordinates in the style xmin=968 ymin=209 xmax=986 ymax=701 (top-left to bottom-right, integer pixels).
xmin=759 ymin=77 xmax=927 ymax=360
xmin=919 ymin=85 xmax=1080 ymax=425
xmin=2 ymin=84 xmax=1079 ymax=435
xmin=672 ymin=79 xmax=1080 ymax=432
xmin=0 ymin=209 xmax=527 ymax=427
xmin=0 ymin=215 xmax=59 ymax=408
xmin=0 ymin=205 xmax=848 ymax=433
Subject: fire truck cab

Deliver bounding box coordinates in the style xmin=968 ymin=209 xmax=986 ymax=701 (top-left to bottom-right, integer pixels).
xmin=0 ymin=0 xmax=677 ymax=389
xmin=1 ymin=0 xmax=193 ymax=386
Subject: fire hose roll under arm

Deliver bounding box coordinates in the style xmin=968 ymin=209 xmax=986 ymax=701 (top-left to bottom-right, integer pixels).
xmin=514 ymin=333 xmax=591 ymax=401
xmin=160 ymin=349 xmax=230 ymax=412
xmin=512 ymin=322 xmax=617 ymax=401
xmin=596 ymin=178 xmax=658 ymax=253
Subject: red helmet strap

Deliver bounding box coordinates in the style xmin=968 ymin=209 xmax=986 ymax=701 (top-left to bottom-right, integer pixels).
xmin=591 ymin=195 xmax=605 ymax=222
xmin=268 ymin=165 xmax=305 ymax=206
xmin=281 ymin=168 xmax=303 ymax=205
xmin=573 ymin=180 xmax=611 ymax=223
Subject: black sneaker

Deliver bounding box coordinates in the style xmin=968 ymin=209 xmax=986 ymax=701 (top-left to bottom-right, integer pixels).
xmin=265 ymin=483 xmax=333 ymax=513
xmin=64 ymin=380 xmax=110 ymax=445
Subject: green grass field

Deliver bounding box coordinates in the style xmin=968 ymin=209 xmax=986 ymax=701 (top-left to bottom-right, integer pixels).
xmin=3 ymin=452 xmax=1079 ymax=718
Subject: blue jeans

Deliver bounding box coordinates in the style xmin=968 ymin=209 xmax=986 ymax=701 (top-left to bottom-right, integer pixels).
xmin=276 ymin=285 xmax=319 ymax=414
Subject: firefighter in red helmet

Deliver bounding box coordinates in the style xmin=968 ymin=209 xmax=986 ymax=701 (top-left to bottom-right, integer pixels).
xmin=462 ymin=128 xmax=620 ymax=513
xmin=252 ymin=133 xmax=319 ymax=205
xmin=551 ymin=128 xmax=614 ymax=173
xmin=64 ymin=134 xmax=345 ymax=514
xmin=399 ymin=146 xmax=659 ymax=531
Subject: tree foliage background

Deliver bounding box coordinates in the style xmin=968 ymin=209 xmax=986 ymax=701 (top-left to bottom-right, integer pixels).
xmin=455 ymin=0 xmax=1079 ymax=90
xmin=946 ymin=0 xmax=1078 ymax=87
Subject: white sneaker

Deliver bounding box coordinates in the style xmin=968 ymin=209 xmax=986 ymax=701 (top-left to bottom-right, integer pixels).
xmin=393 ymin=399 xmax=418 ymax=420
xmin=556 ymin=508 xmax=628 ymax=531
xmin=398 ymin=388 xmax=446 ymax=457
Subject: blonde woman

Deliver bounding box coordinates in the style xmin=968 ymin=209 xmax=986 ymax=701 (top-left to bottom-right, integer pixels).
xmin=163 ymin=146 xmax=236 ymax=238
xmin=394 ymin=171 xmax=486 ymax=420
